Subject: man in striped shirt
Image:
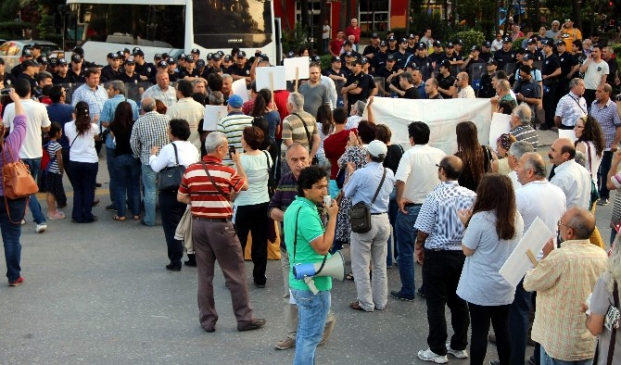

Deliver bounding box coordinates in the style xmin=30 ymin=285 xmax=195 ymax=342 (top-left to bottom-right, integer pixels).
xmin=510 ymin=104 xmax=539 ymax=151
xmin=216 ymin=94 xmax=253 ymax=166
xmin=177 ymin=132 xmax=266 ymax=333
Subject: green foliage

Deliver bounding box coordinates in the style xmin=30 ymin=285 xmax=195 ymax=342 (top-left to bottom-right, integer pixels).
xmin=320 ymin=54 xmax=332 ymax=70
xmin=512 ymin=38 xmax=526 ymax=50
xmin=0 ymin=21 xmax=30 ymax=39
xmin=282 ymin=23 xmax=310 ymax=55
xmin=0 ymin=0 xmax=20 ymax=22
xmin=455 ymin=0 xmax=497 ymax=36
xmin=410 ymin=9 xmax=453 ymax=43
xmin=451 ymin=30 xmax=485 ymax=50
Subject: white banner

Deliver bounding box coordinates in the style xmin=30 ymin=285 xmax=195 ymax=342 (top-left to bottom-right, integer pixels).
xmin=362 ymin=97 xmax=493 ymax=154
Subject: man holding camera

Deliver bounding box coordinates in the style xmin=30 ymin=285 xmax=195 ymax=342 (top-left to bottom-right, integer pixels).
xmin=284 ymin=165 xmax=338 ymax=365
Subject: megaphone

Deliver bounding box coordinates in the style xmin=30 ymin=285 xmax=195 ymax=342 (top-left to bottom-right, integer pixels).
xmin=293 ymin=251 xmax=345 ymax=294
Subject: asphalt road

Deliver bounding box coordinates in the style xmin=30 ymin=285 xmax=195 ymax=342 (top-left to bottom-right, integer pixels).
xmin=0 ymin=127 xmax=614 ymax=365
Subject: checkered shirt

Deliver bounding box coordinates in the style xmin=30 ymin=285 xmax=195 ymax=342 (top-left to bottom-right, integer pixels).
xmin=590 ymin=98 xmax=621 ymax=149
xmin=130 ymin=111 xmax=171 ymax=164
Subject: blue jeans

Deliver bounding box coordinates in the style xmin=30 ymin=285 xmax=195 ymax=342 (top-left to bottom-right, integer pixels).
xmin=395 ymin=204 xmax=421 ymax=298
xmin=386 ymin=190 xmax=398 ymax=266
xmin=540 ymin=346 xmax=592 ymax=365
xmin=141 ymin=164 xmax=157 ymax=226
xmin=106 ymin=146 xmax=118 ymax=206
xmin=510 ymin=279 xmax=533 ymax=365
xmin=291 ymin=289 xmax=331 ymax=365
xmin=1 ymin=197 xmax=27 ymax=282
xmin=113 ymin=154 xmax=141 ymax=218
xmin=22 ymin=158 xmax=46 ymax=224
xmin=598 ymin=151 xmax=613 ymax=200
xmin=69 ymin=161 xmax=98 ymax=223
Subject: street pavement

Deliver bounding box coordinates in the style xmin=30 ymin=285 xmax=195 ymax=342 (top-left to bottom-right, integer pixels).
xmin=0 ymin=127 xmax=614 ymax=365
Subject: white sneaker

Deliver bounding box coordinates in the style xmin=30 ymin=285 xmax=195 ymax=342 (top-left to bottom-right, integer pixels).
xmin=418 ymin=349 xmax=449 ymax=363
xmin=446 ymin=343 xmax=468 ymax=358
xmin=21 ymin=219 xmax=26 ymax=225
xmin=35 ymin=223 xmax=47 ymax=233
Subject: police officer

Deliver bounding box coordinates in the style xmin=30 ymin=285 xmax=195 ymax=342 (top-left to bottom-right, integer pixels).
xmin=437 ymin=59 xmax=457 ymax=98
xmin=178 ymin=56 xmax=198 ymax=80
xmin=101 ymin=53 xmax=122 ymax=83
xmin=429 ymin=40 xmax=446 ymax=67
xmin=540 ymin=39 xmax=562 ymax=130
xmin=406 ymin=34 xmax=418 ymax=54
xmin=342 ymin=58 xmax=370 ymax=109
xmin=479 ymin=41 xmax=493 ymax=63
xmin=526 ymin=38 xmax=544 ymax=62
xmin=228 ymin=50 xmax=251 ymax=84
xmin=118 ymin=56 xmax=141 ymax=84
xmin=462 ymin=45 xmax=485 ymax=74
xmin=68 ymin=54 xmax=85 ymax=84
xmin=52 ymin=58 xmax=71 ymax=84
xmin=556 ymin=40 xmax=579 ymax=100
xmin=166 ymin=57 xmax=179 ymax=82
xmin=11 ymin=49 xmax=35 ymax=77
xmin=394 ymin=38 xmax=414 ymax=70
xmin=375 ymin=54 xmax=401 ymax=96
xmin=132 ymin=48 xmax=155 ymax=81
xmin=513 ymin=64 xmax=542 ymax=119
xmin=494 ymin=37 xmax=517 ymax=72
xmin=386 ymin=35 xmax=399 ymax=54
xmin=444 ymin=42 xmax=463 ymax=76
xmin=363 ymin=33 xmax=381 ymax=60
xmin=478 ymin=59 xmax=498 ymax=98
xmin=372 ymin=40 xmax=390 ymax=74
xmin=413 ymin=43 xmax=432 ymax=80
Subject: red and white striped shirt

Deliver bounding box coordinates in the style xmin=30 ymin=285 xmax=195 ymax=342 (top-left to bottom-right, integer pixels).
xmin=179 ymin=156 xmax=245 ymax=219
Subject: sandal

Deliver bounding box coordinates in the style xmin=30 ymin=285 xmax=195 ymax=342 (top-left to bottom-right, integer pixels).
xmin=113 ymin=215 xmax=126 ymax=221
xmin=48 ymin=211 xmax=66 ymax=220
xmin=132 ymin=215 xmax=141 ymax=220
xmin=349 ymin=301 xmax=366 ymax=311
xmin=345 ymin=272 xmax=354 ymax=281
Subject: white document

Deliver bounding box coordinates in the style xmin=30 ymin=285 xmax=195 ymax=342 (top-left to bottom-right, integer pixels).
xmin=284 ymin=56 xmax=310 ymax=81
xmin=256 ymin=66 xmax=287 ymax=91
xmin=499 ymin=217 xmax=554 ymax=287
xmin=558 ymin=129 xmax=577 ymax=142
xmin=203 ymin=105 xmax=228 ymax=131
xmin=231 ymin=79 xmax=249 ymax=102
xmin=489 ymin=112 xmax=512 ymax=150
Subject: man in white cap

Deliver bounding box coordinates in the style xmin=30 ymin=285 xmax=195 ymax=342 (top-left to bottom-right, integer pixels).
xmin=343 ymin=140 xmax=395 ymax=312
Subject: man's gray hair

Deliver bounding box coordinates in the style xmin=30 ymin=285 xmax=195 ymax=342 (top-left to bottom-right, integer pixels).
xmin=513 ymin=104 xmax=532 ymax=125
xmin=497 ymin=79 xmax=511 ymax=92
xmin=192 ymin=78 xmax=207 ymax=87
xmin=288 ymin=92 xmax=304 ymax=110
xmin=605 ymin=46 xmax=615 ymax=55
xmin=354 ymin=100 xmax=366 ymax=116
xmin=109 ymin=80 xmax=126 ymax=95
xmin=208 ymin=91 xmax=224 ymax=105
xmin=221 ymin=73 xmax=233 ymax=82
xmin=141 ymin=98 xmax=156 ymax=112
xmin=523 ymin=152 xmax=547 ymax=178
xmin=574 ymin=150 xmax=586 ymax=167
xmin=569 ymin=78 xmax=583 ymax=89
xmin=204 ymin=132 xmax=228 ymax=153
xmin=399 ymin=72 xmax=414 ymax=84
xmin=508 ymin=141 xmax=534 ymax=160
xmin=286 ymin=142 xmax=309 ymax=156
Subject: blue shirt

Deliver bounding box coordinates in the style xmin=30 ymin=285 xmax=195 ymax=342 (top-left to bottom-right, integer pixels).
xmin=343 ymin=161 xmax=395 ymax=214
xmin=100 ymin=94 xmax=140 ymax=124
xmin=415 ymin=83 xmax=427 ymax=99
xmin=46 ymin=102 xmax=74 ymax=148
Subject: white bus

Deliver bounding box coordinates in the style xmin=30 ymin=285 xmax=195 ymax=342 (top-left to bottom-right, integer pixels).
xmin=65 ymin=0 xmax=280 ymax=65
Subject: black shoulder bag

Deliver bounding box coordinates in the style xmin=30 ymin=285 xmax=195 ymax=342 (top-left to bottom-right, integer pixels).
xmin=350 ymin=168 xmax=386 ymax=234
xmin=157 ymin=143 xmax=186 ymax=192
xmin=262 ymin=150 xmax=276 ymax=197
xmin=593 ymin=282 xmax=619 ymax=365
xmin=291 ymin=113 xmax=319 ymax=165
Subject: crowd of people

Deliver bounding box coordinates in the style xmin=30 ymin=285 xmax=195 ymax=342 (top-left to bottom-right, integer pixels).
xmin=1 ymin=18 xmax=621 ymax=365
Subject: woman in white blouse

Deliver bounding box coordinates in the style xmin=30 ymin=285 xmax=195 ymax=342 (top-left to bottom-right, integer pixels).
xmin=149 ymin=119 xmax=199 ymax=271
xmin=574 ymin=115 xmax=605 ymax=187
xmin=234 ymin=126 xmax=272 ymax=288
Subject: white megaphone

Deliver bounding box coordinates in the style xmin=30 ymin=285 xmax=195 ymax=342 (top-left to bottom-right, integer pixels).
xmin=293 ymin=250 xmax=346 ymax=294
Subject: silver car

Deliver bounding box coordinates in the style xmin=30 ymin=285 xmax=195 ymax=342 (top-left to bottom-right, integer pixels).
xmin=0 ymin=40 xmax=60 ymax=73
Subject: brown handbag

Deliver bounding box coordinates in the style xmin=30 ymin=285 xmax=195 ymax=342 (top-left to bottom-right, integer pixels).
xmin=1 ymin=140 xmax=39 ymax=200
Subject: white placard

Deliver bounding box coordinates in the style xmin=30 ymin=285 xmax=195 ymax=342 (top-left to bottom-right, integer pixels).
xmin=558 ymin=129 xmax=577 ymax=142
xmin=203 ymin=105 xmax=228 ymax=131
xmin=284 ymin=56 xmax=310 ymax=81
xmin=231 ymin=79 xmax=249 ymax=102
xmin=499 ymin=217 xmax=554 ymax=287
xmin=256 ymin=66 xmax=287 ymax=91
xmin=488 ymin=112 xmax=512 ymax=150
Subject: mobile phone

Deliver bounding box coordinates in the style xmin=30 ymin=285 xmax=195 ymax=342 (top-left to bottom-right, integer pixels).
xmin=228 ymin=145 xmax=236 ymax=157
xmin=0 ymin=88 xmax=11 ymax=96
xmin=323 ymin=195 xmax=332 ymax=207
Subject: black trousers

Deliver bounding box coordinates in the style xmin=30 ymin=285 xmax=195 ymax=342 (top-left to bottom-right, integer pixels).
xmin=543 ymin=82 xmax=558 ymax=128
xmin=468 ymin=302 xmax=511 ymax=365
xmin=235 ymin=202 xmax=269 ymax=286
xmin=159 ymin=191 xmax=185 ymax=266
xmin=584 ymin=89 xmax=596 ymax=112
xmin=423 ymin=249 xmax=470 ymax=355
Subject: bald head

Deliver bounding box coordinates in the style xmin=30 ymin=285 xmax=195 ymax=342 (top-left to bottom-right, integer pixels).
xmin=549 ymin=138 xmax=576 ymax=166
xmin=563 ymin=207 xmax=596 ymax=240
xmin=142 ymin=98 xmax=156 ymax=113
xmin=286 ymin=143 xmax=310 ymax=178
xmin=439 ymin=155 xmax=464 ymax=180
xmin=156 ymin=71 xmax=170 ymax=89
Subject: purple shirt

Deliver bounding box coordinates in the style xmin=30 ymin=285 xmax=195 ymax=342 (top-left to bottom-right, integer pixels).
xmin=0 ymin=114 xmax=26 ymax=196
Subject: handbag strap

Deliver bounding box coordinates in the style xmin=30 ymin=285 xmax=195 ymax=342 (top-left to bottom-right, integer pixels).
xmin=371 ymin=168 xmax=387 ymax=205
xmin=172 ymin=142 xmax=180 ymax=166
xmin=291 ymin=113 xmax=313 ymax=151
xmin=585 ymin=142 xmax=593 ymax=176
xmin=0 ymin=139 xmax=29 ymax=224
xmin=201 ymin=161 xmax=229 ymax=200
xmin=610 ymin=282 xmax=620 ymax=365
xmin=292 ymin=205 xmax=328 ymax=275
xmin=262 ymin=150 xmax=271 ymax=170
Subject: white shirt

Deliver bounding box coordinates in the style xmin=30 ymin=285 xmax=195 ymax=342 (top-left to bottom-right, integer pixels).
xmin=322 ymin=24 xmax=330 ymax=40
xmin=64 ymin=121 xmax=99 ymax=163
xmin=166 ymin=98 xmax=205 ymax=150
xmin=508 ymin=170 xmax=522 ymax=190
xmin=578 ymin=140 xmax=602 ymax=185
xmin=491 ymin=39 xmax=504 ymax=52
xmin=395 ymin=144 xmax=446 ymax=204
xmin=346 ymin=115 xmax=361 ymax=130
xmin=583 ymin=59 xmax=609 ymax=90
xmin=3 ymin=99 xmax=51 ymax=159
xmin=458 ymin=85 xmax=476 ymax=98
xmin=234 ymin=151 xmax=272 ymax=206
xmin=148 ymin=140 xmax=200 ymax=172
xmin=550 ymin=159 xmax=592 ymax=209
xmin=320 ymin=75 xmax=337 ymax=110
xmin=142 ymin=85 xmax=178 ymax=108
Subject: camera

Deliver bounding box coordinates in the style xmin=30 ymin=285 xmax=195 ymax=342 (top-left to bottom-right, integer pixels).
xmin=0 ymin=88 xmax=12 ymax=96
xmin=228 ymin=145 xmax=236 ymax=157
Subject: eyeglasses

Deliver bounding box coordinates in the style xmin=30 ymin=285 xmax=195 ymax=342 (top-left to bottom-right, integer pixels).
xmin=557 ymin=220 xmax=574 ymax=230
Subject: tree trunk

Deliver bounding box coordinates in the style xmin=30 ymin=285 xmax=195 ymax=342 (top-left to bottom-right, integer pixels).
xmin=315 ymin=0 xmax=328 ymax=54
xmin=573 ymin=0 xmax=582 ymax=31
xmin=406 ymin=0 xmax=411 ymax=34
xmin=339 ymin=0 xmax=349 ymax=33
xmin=300 ymin=0 xmax=310 ymax=28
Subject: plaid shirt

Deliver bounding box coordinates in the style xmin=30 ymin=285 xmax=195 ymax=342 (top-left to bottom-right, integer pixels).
xmin=555 ymin=92 xmax=587 ymax=127
xmin=130 ymin=111 xmax=170 ymax=164
xmin=590 ymin=98 xmax=621 ymax=149
xmin=71 ymin=84 xmax=108 ymax=122
xmin=524 ymin=239 xmax=608 ymax=361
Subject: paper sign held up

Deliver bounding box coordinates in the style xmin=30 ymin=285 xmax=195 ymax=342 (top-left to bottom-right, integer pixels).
xmin=231 ymin=79 xmax=249 ymax=102
xmin=488 ymin=112 xmax=512 ymax=149
xmin=256 ymin=66 xmax=287 ymax=91
xmin=284 ymin=56 xmax=310 ymax=81
xmin=202 ymin=105 xmax=228 ymax=131
xmin=558 ymin=129 xmax=577 ymax=142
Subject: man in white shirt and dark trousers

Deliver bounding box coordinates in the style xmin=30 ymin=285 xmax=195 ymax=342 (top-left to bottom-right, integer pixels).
xmin=548 ymin=138 xmax=592 ymax=209
xmin=414 ymin=155 xmax=476 ymax=363
xmin=2 ymin=79 xmax=51 ymax=233
xmin=391 ymin=122 xmax=445 ymax=302
xmin=343 ymin=141 xmax=395 ymax=312
xmin=578 ymin=44 xmax=609 ymax=109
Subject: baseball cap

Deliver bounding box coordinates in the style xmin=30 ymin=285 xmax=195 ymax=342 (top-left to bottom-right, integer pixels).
xmin=556 ymin=40 xmax=566 ymax=46
xmin=439 ymin=59 xmax=451 ymax=68
xmin=71 ymin=54 xmax=82 ymax=63
xmin=371 ymin=33 xmax=379 ymax=39
xmin=133 ymin=49 xmax=145 ymax=57
xmin=185 ymin=56 xmax=194 ymax=63
xmin=228 ymin=94 xmax=244 ymax=108
xmin=212 ymin=53 xmax=222 ymax=61
xmin=502 ymin=36 xmax=512 ymax=43
xmin=224 ymin=55 xmax=232 ymax=62
xmin=154 ymin=53 xmax=162 ymax=60
xmin=433 ymin=40 xmax=442 ymax=47
xmin=544 ymin=39 xmax=556 ymax=47
xmin=178 ymin=53 xmax=187 ymax=61
xmin=471 ymin=45 xmax=481 ymax=52
xmin=207 ymin=53 xmax=213 ymax=60
xmin=58 ymin=58 xmax=68 ymax=66
xmin=350 ymin=58 xmax=362 ymax=66
xmin=73 ymin=46 xmax=85 ymax=56
xmin=379 ymin=40 xmax=387 ymax=47
xmin=49 ymin=58 xmax=58 ymax=66
xmin=116 ymin=51 xmax=124 ymax=59
xmin=406 ymin=62 xmax=419 ymax=70
xmin=258 ymin=54 xmax=269 ymax=62
xmin=482 ymin=41 xmax=492 ymax=48
xmin=311 ymin=55 xmax=321 ymax=63
xmin=487 ymin=59 xmax=498 ymax=66
xmin=191 ymin=48 xmax=200 ymax=55
xmin=22 ymin=60 xmax=38 ymax=68
xmin=37 ymin=56 xmax=48 ymax=65
xmin=125 ymin=56 xmax=136 ymax=65
xmin=399 ymin=38 xmax=408 ymax=44
xmin=386 ymin=54 xmax=396 ymax=62
xmin=367 ymin=140 xmax=388 ymax=158
xmin=522 ymin=53 xmax=532 ymax=61
xmin=453 ymin=39 xmax=463 ymax=45
xmin=238 ymin=50 xmax=247 ymax=58
xmin=287 ymin=51 xmax=295 ymax=58
xmin=166 ymin=57 xmax=176 ymax=64
xmin=196 ymin=59 xmax=206 ymax=68
xmin=527 ymin=38 xmax=536 ymax=45
xmin=31 ymin=43 xmax=41 ymax=50
xmin=344 ymin=40 xmax=353 ymax=47
xmin=22 ymin=49 xmax=33 ymax=57
xmin=344 ymin=51 xmax=353 ymax=57
xmin=107 ymin=52 xmax=115 ymax=59
xmin=157 ymin=60 xmax=168 ymax=68
xmin=360 ymin=57 xmax=369 ymax=65
xmin=446 ymin=42 xmax=454 ymax=48
xmin=408 ymin=34 xmax=416 ymax=39
xmin=388 ymin=35 xmax=396 ymax=42
xmin=122 ymin=48 xmax=130 ymax=54
xmin=417 ymin=42 xmax=427 ymax=50
xmin=331 ymin=56 xmax=341 ymax=62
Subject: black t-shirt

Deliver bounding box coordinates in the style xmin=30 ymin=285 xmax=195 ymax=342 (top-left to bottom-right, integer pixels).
xmin=394 ymin=51 xmax=413 ymax=70
xmin=406 ymin=46 xmax=416 ymax=55
xmin=177 ymin=68 xmax=199 ymax=79
xmin=366 ymin=74 xmax=377 ymax=98
xmin=135 ymin=62 xmax=155 ymax=79
xmin=167 ymin=71 xmax=179 ymax=82
xmin=68 ymin=70 xmax=85 ymax=84
xmin=118 ymin=72 xmax=141 ymax=84
xmin=362 ymin=45 xmax=380 ymax=58
xmin=478 ymin=73 xmax=495 ymax=98
xmin=558 ymin=51 xmax=579 ymax=77
xmin=494 ymin=49 xmax=516 ymax=70
xmin=607 ymin=59 xmax=618 ymax=85
xmin=110 ymin=122 xmax=134 ymax=157
xmin=437 ymin=73 xmax=456 ymax=91
xmin=100 ymin=66 xmax=122 ymax=82
xmin=402 ymin=86 xmax=420 ymax=99
xmin=372 ymin=52 xmax=389 ymax=71
xmin=2 ymin=72 xmax=16 ymax=87
xmin=228 ymin=63 xmax=251 ymax=77
xmin=479 ymin=51 xmax=492 ymax=63
xmin=52 ymin=73 xmax=71 ymax=85
xmin=17 ymin=74 xmax=37 ymax=93
xmin=344 ymin=71 xmax=370 ymax=105
xmin=375 ymin=66 xmax=400 ymax=91
xmin=383 ymin=144 xmax=404 ymax=174
xmin=445 ymin=52 xmax=463 ymax=63
xmin=429 ymin=52 xmax=446 ymax=66
xmin=541 ymin=54 xmax=561 ymax=80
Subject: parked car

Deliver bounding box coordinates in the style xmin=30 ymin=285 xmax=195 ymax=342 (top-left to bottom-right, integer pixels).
xmin=0 ymin=40 xmax=60 ymax=73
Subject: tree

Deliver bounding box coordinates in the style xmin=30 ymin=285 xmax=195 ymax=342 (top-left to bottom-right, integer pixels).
xmin=339 ymin=0 xmax=349 ymax=36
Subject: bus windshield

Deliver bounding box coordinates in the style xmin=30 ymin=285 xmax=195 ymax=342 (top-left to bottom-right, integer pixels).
xmin=193 ymin=0 xmax=273 ymax=49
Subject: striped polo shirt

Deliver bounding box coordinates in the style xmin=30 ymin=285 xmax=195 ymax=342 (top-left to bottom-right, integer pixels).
xmin=178 ymin=156 xmax=246 ymax=219
xmin=217 ymin=111 xmax=253 ymax=166
xmin=281 ymin=110 xmax=318 ymax=150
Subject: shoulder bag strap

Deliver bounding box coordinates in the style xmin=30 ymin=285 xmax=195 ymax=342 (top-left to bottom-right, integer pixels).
xmin=571 ymin=95 xmax=588 ymax=115
xmin=262 ymin=150 xmax=271 ymax=170
xmin=370 ymin=168 xmax=387 ymax=205
xmin=292 ymin=205 xmax=328 ymax=273
xmin=291 ymin=113 xmax=313 ymax=151
xmin=69 ymin=134 xmax=79 ymax=147
xmin=585 ymin=142 xmax=594 ymax=176
xmin=172 ymin=142 xmax=180 ymax=166
xmin=201 ymin=161 xmax=229 ymax=200
xmin=609 ymin=282 xmax=620 ymax=365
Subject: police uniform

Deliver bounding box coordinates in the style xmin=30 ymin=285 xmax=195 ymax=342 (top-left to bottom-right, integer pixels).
xmin=493 ymin=38 xmax=516 ymax=71
xmin=362 ymin=44 xmax=380 ymax=59
xmin=479 ymin=71 xmax=496 ymax=98
xmin=135 ymin=62 xmax=155 ymax=80
xmin=394 ymin=50 xmax=413 ymax=70
xmin=344 ymin=68 xmax=370 ymax=105
xmin=479 ymin=42 xmax=493 ymax=63
xmin=541 ymin=43 xmax=561 ymax=129
xmin=68 ymin=69 xmax=85 ymax=84
xmin=101 ymin=65 xmax=122 ymax=83
xmin=1 ymin=72 xmax=15 ymax=87
xmin=437 ymin=73 xmax=456 ymax=92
